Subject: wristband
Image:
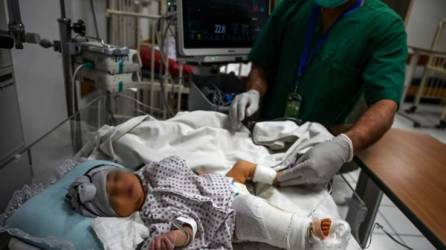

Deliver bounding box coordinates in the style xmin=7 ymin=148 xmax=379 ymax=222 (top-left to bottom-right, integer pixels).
xmin=253 ymin=165 xmax=277 ymax=184
xmin=173 ymin=224 xmax=191 ymax=247
xmin=172 ymin=219 xmax=194 ymax=247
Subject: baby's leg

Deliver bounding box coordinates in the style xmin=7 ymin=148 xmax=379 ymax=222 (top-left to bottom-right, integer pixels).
xmin=308 ymin=217 xmax=351 ymax=250
xmin=311 ymin=218 xmax=332 ymax=240
xmin=232 ymin=195 xmax=350 ymax=250
xmin=232 ymin=194 xmax=309 ymax=250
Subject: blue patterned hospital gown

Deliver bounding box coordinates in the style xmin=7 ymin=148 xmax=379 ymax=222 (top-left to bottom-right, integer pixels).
xmin=136 ymin=156 xmax=236 ymax=249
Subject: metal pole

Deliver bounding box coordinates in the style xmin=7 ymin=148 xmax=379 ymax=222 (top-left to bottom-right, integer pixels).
xmin=178 ymin=63 xmax=184 ymax=112
xmin=150 ymin=22 xmax=156 ymax=114
xmin=106 ymin=9 xmax=161 ymax=19
xmin=440 ymin=105 xmax=446 ymax=127
xmin=353 ymin=171 xmax=383 ymax=248
xmin=58 ymin=0 xmax=82 ymax=151
xmin=59 ymin=0 xmax=66 ymax=18
xmin=413 ymin=19 xmax=446 ymax=109
xmin=6 ymin=0 xmax=26 ymax=49
xmin=6 ymin=0 xmax=24 ymax=24
xmin=401 ymin=52 xmax=418 ymax=105
xmin=58 ymin=1 xmax=74 ymax=116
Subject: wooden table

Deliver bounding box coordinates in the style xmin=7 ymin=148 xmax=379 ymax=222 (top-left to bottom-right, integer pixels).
xmin=352 ymin=128 xmax=446 ymax=249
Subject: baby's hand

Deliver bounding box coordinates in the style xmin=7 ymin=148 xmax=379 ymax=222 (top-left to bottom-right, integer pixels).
xmin=193 ymin=168 xmax=208 ymax=176
xmin=149 ymin=232 xmax=175 ymax=250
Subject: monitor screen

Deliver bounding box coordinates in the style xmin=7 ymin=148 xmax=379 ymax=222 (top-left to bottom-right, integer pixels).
xmin=177 ymin=0 xmax=270 ymax=59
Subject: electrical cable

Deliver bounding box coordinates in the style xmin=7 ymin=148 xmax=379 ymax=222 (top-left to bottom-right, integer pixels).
xmin=209 ymin=82 xmax=228 ymax=106
xmin=160 ymin=22 xmax=170 ymax=115
xmin=113 ymin=93 xmax=164 ymax=114
xmin=164 ymin=12 xmax=179 ymax=107
xmin=365 ymin=223 xmax=415 ymax=250
xmin=142 ymin=12 xmax=176 ymax=117
xmin=89 ymin=0 xmax=101 ymax=40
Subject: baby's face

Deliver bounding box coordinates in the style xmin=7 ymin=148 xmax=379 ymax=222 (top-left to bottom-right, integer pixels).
xmin=106 ymin=171 xmax=145 ymax=217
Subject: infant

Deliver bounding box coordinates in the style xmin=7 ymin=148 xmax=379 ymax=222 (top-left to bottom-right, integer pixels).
xmin=67 ymin=156 xmax=350 ymax=250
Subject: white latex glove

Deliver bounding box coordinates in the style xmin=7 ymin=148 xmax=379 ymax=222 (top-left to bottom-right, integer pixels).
xmin=229 ymin=90 xmax=260 ymax=131
xmin=276 ymin=134 xmax=354 ymax=187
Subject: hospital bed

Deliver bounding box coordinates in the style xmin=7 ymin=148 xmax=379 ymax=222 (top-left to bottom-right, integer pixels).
xmin=0 ymin=93 xmax=367 ymax=250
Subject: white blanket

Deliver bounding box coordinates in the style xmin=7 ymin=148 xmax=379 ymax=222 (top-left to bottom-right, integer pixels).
xmin=91 ymin=110 xmax=340 ymax=219
xmin=91 ymin=212 xmax=149 ymax=250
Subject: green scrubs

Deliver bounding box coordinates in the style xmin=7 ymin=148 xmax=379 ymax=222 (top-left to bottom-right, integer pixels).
xmin=249 ymin=0 xmax=407 ymax=126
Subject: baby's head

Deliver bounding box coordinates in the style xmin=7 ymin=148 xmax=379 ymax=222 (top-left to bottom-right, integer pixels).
xmin=67 ymin=166 xmax=145 ymax=217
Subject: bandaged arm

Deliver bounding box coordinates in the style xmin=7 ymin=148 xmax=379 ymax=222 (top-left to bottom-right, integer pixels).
xmin=226 ymin=160 xmax=277 ymax=185
xmin=253 ymin=165 xmax=277 ymax=185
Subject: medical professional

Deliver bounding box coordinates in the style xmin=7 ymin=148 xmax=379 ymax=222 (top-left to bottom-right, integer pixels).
xmin=229 ymin=0 xmax=407 ymax=186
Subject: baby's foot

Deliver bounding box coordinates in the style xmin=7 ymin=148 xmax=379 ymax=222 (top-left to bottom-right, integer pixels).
xmin=311 ymin=218 xmax=332 ymax=240
xmin=308 ymin=217 xmax=351 ymax=250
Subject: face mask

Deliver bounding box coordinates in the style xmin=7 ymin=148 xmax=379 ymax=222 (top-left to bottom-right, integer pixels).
xmin=315 ymin=0 xmax=349 ymax=8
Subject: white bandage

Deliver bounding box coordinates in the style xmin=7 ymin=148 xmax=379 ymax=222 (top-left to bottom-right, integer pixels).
xmin=253 ymin=165 xmax=277 ymax=185
xmin=339 ymin=133 xmax=354 ymax=162
xmin=232 ymin=195 xmax=309 ymax=250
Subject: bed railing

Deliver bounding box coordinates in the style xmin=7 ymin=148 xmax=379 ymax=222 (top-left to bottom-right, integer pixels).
xmin=403 ymin=19 xmax=446 ymax=128
xmin=0 ymin=93 xmax=156 ymax=210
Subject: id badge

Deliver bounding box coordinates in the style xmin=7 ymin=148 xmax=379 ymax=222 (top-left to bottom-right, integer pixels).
xmin=285 ymin=92 xmax=302 ymax=118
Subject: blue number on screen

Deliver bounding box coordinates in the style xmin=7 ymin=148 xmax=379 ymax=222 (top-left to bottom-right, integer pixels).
xmin=214 ymin=24 xmax=226 ymax=34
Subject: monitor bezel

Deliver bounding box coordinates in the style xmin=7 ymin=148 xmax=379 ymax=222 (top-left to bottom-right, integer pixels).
xmin=176 ymin=0 xmax=271 ymax=57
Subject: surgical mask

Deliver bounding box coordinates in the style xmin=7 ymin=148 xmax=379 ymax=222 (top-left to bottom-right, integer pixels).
xmin=315 ymin=0 xmax=349 ymax=8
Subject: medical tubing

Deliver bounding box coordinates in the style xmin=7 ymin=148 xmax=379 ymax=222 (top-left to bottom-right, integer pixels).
xmin=71 ymin=64 xmax=88 ymax=115
xmin=158 ymin=14 xmax=176 ymax=117
xmin=113 ymin=93 xmax=164 ymax=113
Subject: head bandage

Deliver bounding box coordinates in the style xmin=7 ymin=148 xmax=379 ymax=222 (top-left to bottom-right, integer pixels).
xmin=67 ymin=165 xmax=121 ymax=217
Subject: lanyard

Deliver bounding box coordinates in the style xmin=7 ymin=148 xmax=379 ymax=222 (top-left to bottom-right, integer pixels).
xmin=295 ymin=0 xmax=363 ymax=92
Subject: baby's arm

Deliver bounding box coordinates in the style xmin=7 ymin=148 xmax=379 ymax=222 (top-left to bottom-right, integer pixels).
xmin=149 ymin=226 xmax=193 ymax=250
xmin=149 ymin=216 xmax=197 ymax=250
xmin=226 ymin=160 xmax=277 ymax=185
xmin=226 ymin=160 xmax=257 ymax=184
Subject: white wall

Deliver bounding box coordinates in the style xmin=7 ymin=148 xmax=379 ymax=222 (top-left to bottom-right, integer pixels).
xmin=406 ymin=0 xmax=446 ymax=50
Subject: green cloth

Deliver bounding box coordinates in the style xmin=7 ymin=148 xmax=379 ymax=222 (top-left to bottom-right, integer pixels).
xmin=249 ymin=0 xmax=407 ymax=126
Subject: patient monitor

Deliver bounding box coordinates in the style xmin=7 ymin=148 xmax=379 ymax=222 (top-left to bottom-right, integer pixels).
xmin=176 ymin=0 xmax=271 ymax=63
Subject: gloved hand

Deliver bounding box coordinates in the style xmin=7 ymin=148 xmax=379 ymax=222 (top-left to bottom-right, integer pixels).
xmin=276 ymin=134 xmax=354 ymax=187
xmin=229 ymin=90 xmax=260 ymax=131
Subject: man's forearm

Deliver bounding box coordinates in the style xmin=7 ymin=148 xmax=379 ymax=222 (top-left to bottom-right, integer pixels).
xmin=345 ymin=99 xmax=397 ymax=153
xmin=247 ymin=64 xmax=268 ymax=95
